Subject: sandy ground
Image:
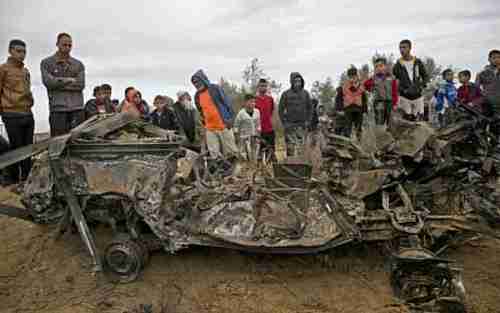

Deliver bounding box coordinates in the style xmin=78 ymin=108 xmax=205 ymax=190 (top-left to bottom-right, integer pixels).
xmin=1 ymin=184 xmax=499 ymax=313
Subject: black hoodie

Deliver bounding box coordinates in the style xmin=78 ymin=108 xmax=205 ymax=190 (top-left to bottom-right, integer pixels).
xmin=278 ymin=72 xmax=312 ymax=128
xmin=393 ymin=57 xmax=429 ymax=100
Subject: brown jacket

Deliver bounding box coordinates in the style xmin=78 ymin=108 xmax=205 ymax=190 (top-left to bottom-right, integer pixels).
xmin=0 ymin=57 xmax=33 ymax=114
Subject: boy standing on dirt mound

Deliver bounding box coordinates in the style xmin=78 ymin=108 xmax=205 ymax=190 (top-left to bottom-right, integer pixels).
xmin=278 ymin=72 xmax=312 ymax=157
xmin=342 ymin=67 xmax=365 ymax=140
xmin=393 ymin=39 xmax=429 ymax=121
xmin=457 ymin=70 xmax=483 ymax=111
xmin=255 ymin=79 xmax=276 ymax=161
xmin=234 ymin=94 xmax=261 ymax=162
xmin=364 ymin=57 xmax=399 ymax=127
xmin=434 ymin=69 xmax=458 ymax=128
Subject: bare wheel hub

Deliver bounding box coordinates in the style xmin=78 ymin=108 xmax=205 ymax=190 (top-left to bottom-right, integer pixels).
xmin=104 ymin=236 xmax=145 ymax=283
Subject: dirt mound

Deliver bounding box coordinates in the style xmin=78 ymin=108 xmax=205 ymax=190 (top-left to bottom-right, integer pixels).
xmin=1 ymin=197 xmax=499 ymax=313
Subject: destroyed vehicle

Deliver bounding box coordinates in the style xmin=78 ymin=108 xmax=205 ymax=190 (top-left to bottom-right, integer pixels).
xmin=1 ymin=108 xmax=499 ymax=313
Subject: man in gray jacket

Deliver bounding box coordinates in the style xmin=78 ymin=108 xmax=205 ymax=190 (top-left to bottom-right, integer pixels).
xmin=476 ymin=49 xmax=500 ymax=145
xmin=41 ymin=33 xmax=85 ymax=136
xmin=278 ymin=72 xmax=312 ymax=157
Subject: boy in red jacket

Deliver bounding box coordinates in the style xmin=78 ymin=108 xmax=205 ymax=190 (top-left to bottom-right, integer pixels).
xmin=364 ymin=57 xmax=398 ymax=126
xmin=255 ymin=79 xmax=276 ymax=161
xmin=457 ymin=70 xmax=483 ymax=112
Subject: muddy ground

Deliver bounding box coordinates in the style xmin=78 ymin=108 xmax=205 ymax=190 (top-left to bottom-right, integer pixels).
xmin=1 ymin=187 xmax=500 ymax=313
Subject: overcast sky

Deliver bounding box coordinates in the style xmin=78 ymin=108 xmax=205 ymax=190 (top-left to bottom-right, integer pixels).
xmin=1 ymin=0 xmax=499 ymax=132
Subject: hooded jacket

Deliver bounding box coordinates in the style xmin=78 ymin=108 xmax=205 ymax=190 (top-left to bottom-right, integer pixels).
xmin=0 ymin=57 xmax=34 ymax=116
xmin=192 ymin=70 xmax=234 ymax=128
xmin=151 ymin=107 xmax=179 ymax=131
xmin=278 ymin=72 xmax=312 ymax=128
xmin=393 ymin=57 xmax=429 ymax=100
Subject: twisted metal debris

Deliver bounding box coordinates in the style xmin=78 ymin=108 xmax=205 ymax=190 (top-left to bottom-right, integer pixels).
xmin=0 ymin=108 xmax=498 ymax=312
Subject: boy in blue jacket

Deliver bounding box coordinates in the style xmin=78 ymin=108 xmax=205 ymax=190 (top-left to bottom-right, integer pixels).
xmin=435 ymin=69 xmax=457 ymax=128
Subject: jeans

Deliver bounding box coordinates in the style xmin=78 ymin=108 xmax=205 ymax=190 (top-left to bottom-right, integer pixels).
xmin=205 ymin=128 xmax=239 ymax=159
xmin=284 ymin=125 xmax=307 ymax=157
xmin=259 ymin=131 xmax=276 ymax=160
xmin=374 ymin=101 xmax=392 ymax=126
xmin=49 ymin=110 xmax=85 ymax=137
xmin=2 ymin=115 xmax=35 ymax=182
xmin=344 ymin=109 xmax=363 ymax=139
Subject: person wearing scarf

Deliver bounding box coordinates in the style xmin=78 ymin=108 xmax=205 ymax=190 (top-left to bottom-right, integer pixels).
xmin=119 ymin=87 xmax=143 ymax=119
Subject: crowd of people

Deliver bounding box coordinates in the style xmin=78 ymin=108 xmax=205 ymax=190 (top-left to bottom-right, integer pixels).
xmin=0 ymin=32 xmax=499 ymax=185
xmin=334 ymin=41 xmax=500 ymax=140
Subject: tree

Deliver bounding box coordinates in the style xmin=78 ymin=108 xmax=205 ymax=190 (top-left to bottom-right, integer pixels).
xmin=242 ymin=58 xmax=266 ymax=93
xmin=422 ymin=57 xmax=443 ymax=84
xmin=242 ymin=58 xmax=282 ymax=96
xmin=360 ymin=64 xmax=370 ymax=81
xmin=268 ymin=79 xmax=283 ymax=98
xmin=338 ymin=64 xmax=355 ymax=87
xmin=421 ymin=57 xmax=444 ymax=98
xmin=311 ymin=77 xmax=336 ymax=111
xmin=219 ymin=77 xmax=240 ymax=100
xmin=338 ymin=64 xmax=370 ymax=87
xmin=219 ymin=77 xmax=245 ymax=113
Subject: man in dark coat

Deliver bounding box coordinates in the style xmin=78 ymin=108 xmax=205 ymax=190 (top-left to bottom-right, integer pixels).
xmin=173 ymin=91 xmax=202 ymax=145
xmin=151 ymin=95 xmax=178 ymax=131
xmin=278 ymin=72 xmax=312 ymax=157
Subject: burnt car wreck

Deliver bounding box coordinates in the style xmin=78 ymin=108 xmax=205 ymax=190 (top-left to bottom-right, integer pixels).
xmin=0 ymin=108 xmax=499 ymax=313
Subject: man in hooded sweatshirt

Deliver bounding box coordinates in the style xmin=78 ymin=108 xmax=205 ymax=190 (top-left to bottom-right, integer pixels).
xmin=191 ymin=69 xmax=238 ymax=160
xmin=278 ymin=72 xmax=312 ymax=157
